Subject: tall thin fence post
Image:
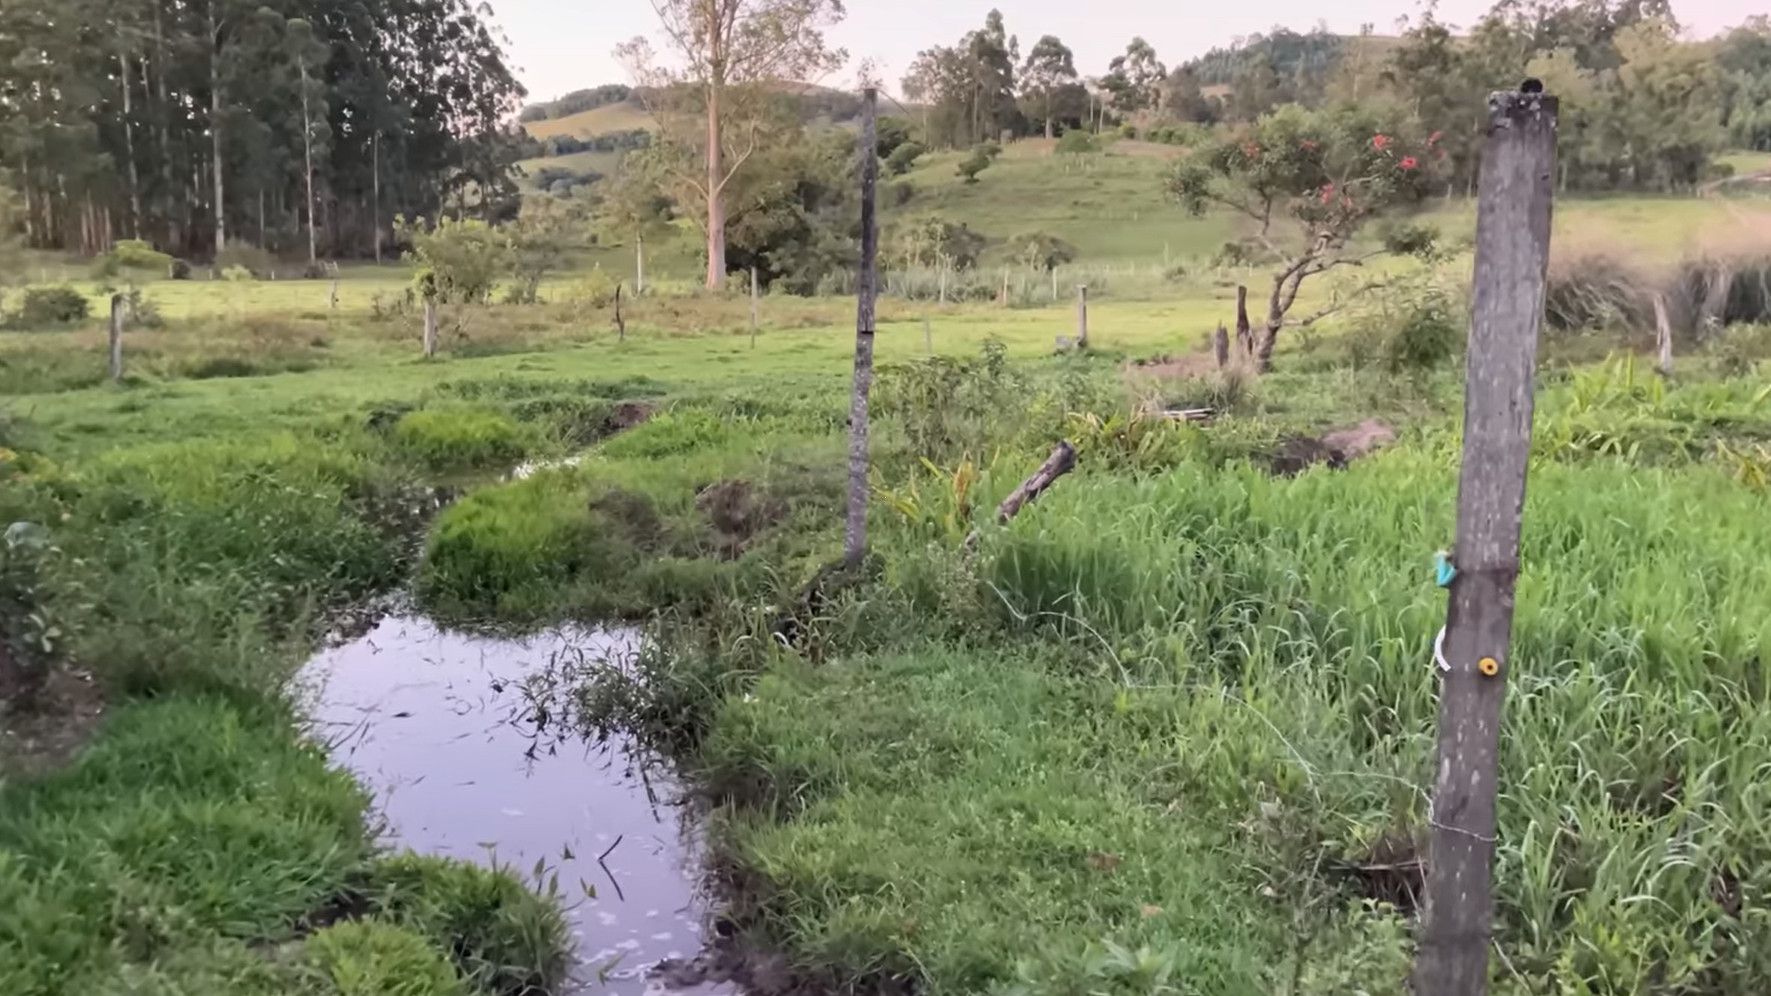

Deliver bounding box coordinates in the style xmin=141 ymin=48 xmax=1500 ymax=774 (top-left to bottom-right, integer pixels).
xmin=750 ymin=266 xmax=760 ymax=348
xmin=1414 ymin=87 xmax=1557 ymax=996
xmin=329 ymin=277 xmax=339 ymax=310
xmin=635 ymin=233 xmax=645 ymax=296
xmin=1075 ymin=284 xmax=1089 ymax=349
xmin=1234 ymin=284 xmax=1253 ymax=361
xmin=1050 ymin=267 xmax=1058 ymax=302
xmin=843 ymin=86 xmax=879 ymax=568
xmin=1653 ymin=293 xmax=1674 ymax=376
xmin=422 ymin=299 xmax=438 ymax=358
xmin=108 ymin=294 xmax=125 ymax=382
xmin=614 ymin=283 xmax=626 ymax=342
xmin=938 ymin=262 xmax=947 ymax=305
xmin=922 ymin=316 xmax=933 ymax=355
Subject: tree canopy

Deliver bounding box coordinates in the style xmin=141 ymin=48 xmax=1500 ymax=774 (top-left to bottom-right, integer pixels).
xmin=0 ymin=0 xmax=528 ymax=259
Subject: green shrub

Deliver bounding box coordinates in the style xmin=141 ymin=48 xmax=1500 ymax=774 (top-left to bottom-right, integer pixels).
xmin=1056 ymin=130 xmax=1098 ymax=154
xmin=112 ymin=239 xmax=175 ymax=272
xmin=885 ymin=140 xmax=925 ymax=176
xmin=302 ymin=921 xmax=466 ymax=996
xmin=13 ymin=285 xmax=90 ymax=327
xmin=598 ymin=409 xmax=731 ymax=459
xmin=1118 ymin=123 xmax=1138 ymax=139
xmin=215 ymin=243 xmax=275 ymax=277
xmin=566 ymin=267 xmax=618 ymax=307
xmin=1382 ymin=286 xmax=1461 ymax=372
xmin=956 ymin=147 xmax=992 ymax=184
xmin=1545 ymin=252 xmax=1653 ymax=332
xmin=392 ymin=408 xmax=530 ymax=472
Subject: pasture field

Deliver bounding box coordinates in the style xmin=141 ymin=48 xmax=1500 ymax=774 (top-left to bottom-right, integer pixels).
xmin=4 ymin=165 xmax=1771 ymax=995
xmin=520 ymin=99 xmax=655 ymax=141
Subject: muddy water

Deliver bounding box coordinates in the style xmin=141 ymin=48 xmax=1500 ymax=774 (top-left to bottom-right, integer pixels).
xmin=297 ymin=615 xmax=734 ymax=995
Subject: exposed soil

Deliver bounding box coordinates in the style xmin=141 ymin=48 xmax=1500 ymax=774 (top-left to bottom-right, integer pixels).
xmin=0 ymin=664 xmax=106 ymax=778
xmin=696 ymin=480 xmax=785 ymax=557
xmin=1269 ymin=418 xmax=1397 ymax=476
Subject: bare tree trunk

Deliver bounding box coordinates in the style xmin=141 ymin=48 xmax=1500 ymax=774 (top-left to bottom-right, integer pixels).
xmin=705 ymin=81 xmax=726 ymax=289
xmin=372 ymin=133 xmax=382 ymax=263
xmin=300 ymin=53 xmax=317 ymax=267
xmin=422 ymin=299 xmax=438 ymax=357
xmin=843 ymin=88 xmax=880 ymax=568
xmin=208 ymin=4 xmax=227 ymax=254
xmin=1213 ymin=324 xmax=1230 ymax=368
xmin=614 ymin=283 xmax=626 ymax=341
xmin=120 ymin=46 xmax=142 ymax=240
xmin=1255 ymin=279 xmax=1285 ymax=372
xmin=994 ymin=441 xmax=1076 ymax=522
xmin=1414 ymin=89 xmax=1557 ymax=996
xmin=153 ymin=2 xmax=180 ymax=250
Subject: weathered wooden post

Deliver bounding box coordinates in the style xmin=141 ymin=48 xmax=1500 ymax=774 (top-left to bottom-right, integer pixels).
xmin=1234 ymin=285 xmax=1253 ymax=361
xmin=108 ymin=294 xmax=125 ymax=382
xmin=614 ymin=283 xmax=626 ymax=342
xmin=1075 ymin=284 xmax=1089 ymax=349
xmin=923 ymin=316 xmax=933 ymax=354
xmin=1050 ymin=266 xmax=1058 ymax=302
xmin=1414 ymin=86 xmax=1557 ymax=996
xmin=329 ymin=277 xmax=339 ymax=310
xmin=999 ymin=268 xmax=1009 ymax=307
xmin=750 ymin=266 xmax=760 ymax=348
xmin=1212 ymin=323 xmax=1230 ymax=369
xmin=422 ymin=298 xmax=438 ymax=358
xmin=938 ymin=262 xmax=948 ymax=305
xmin=844 ymin=86 xmax=880 ymax=568
xmin=635 ymin=233 xmax=645 ymax=296
xmin=1652 ymin=293 xmax=1674 ymax=376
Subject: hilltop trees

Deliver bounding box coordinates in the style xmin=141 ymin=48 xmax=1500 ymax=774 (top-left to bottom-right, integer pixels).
xmin=1102 ymin=38 xmax=1167 ymax=116
xmin=0 ymin=0 xmax=526 ymax=260
xmin=619 ymin=0 xmax=846 ymax=289
xmin=902 ymin=10 xmax=1021 ymax=148
xmin=1019 ymin=36 xmax=1083 ymax=139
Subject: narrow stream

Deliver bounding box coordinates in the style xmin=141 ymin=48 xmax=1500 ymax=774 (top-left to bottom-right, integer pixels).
xmin=296 ymin=614 xmax=735 ymax=995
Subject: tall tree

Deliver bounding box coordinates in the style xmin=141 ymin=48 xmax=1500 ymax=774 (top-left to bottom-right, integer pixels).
xmin=618 ymin=0 xmax=846 ymax=290
xmin=1020 ymin=35 xmax=1079 ymax=139
xmin=1103 ymin=37 xmax=1166 ymax=117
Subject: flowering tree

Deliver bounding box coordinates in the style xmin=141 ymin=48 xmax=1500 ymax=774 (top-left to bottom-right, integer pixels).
xmin=1167 ymin=105 xmax=1442 ymax=370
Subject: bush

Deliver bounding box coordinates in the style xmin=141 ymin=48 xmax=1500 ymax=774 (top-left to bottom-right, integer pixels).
xmin=112 ymin=239 xmax=174 ymax=271
xmin=214 ymin=243 xmax=275 ymax=278
xmin=1118 ymin=123 xmax=1138 ymax=139
xmin=168 ymin=258 xmax=192 ymax=280
xmin=397 ymin=217 xmax=506 ymax=304
xmin=885 ymin=141 xmax=925 ymax=176
xmin=1056 ymin=130 xmax=1098 ymax=155
xmin=13 ymin=286 xmax=90 ymax=327
xmin=302 ymin=921 xmax=465 ymax=996
xmin=391 ymin=408 xmax=530 ymax=472
xmin=566 ymin=268 xmax=618 ymax=307
xmin=889 ymin=181 xmax=916 ymax=207
xmin=956 ymin=148 xmax=992 ymax=184
xmin=1382 ymin=287 xmax=1461 ymax=372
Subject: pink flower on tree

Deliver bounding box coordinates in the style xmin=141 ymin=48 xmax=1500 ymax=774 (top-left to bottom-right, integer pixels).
xmin=1372 ymin=134 xmax=1392 ymax=151
xmin=1318 ymin=182 xmax=1335 ymax=204
xmin=1300 ymin=139 xmax=1319 ymax=151
xmin=1398 ymin=156 xmax=1419 ymax=171
xmin=1427 ymin=130 xmax=1443 ymax=146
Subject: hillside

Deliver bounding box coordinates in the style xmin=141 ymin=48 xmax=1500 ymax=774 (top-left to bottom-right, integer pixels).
xmin=523 ymin=100 xmax=654 ymax=140
xmin=520 ymin=82 xmax=865 ymax=141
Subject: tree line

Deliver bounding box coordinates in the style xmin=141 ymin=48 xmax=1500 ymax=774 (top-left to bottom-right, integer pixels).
xmin=898 ymin=2 xmax=1771 ymax=191
xmin=0 ymin=0 xmax=527 ymax=262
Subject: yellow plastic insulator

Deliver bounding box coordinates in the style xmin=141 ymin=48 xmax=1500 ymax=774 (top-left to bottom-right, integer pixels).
xmin=1478 ymin=656 xmax=1501 ymax=677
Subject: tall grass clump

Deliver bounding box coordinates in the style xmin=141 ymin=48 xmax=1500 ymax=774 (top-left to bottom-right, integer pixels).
xmin=392 ymin=407 xmax=532 ymax=472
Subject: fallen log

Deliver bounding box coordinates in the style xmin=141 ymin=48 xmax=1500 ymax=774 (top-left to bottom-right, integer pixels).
xmin=994 ymin=440 xmax=1077 ymax=524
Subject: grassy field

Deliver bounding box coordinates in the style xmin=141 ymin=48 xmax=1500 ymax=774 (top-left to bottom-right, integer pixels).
xmin=5 ymin=143 xmax=1771 ymax=994
xmin=521 ymin=100 xmax=654 ymax=141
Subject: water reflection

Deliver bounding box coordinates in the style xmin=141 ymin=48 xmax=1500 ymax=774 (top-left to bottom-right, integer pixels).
xmin=296 ymin=615 xmax=733 ymax=994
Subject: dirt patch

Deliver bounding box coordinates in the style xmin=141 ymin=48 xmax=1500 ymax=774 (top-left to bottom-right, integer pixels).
xmin=1331 ymin=830 xmax=1423 ymax=915
xmin=592 ymin=488 xmax=665 ymax=549
xmin=1127 ymin=351 xmax=1220 ymax=381
xmin=696 ymin=480 xmax=785 ymax=556
xmin=0 ymin=664 xmax=106 ymax=778
xmin=1269 ymin=419 xmax=1396 ymax=476
xmin=606 ymin=400 xmax=654 ymax=433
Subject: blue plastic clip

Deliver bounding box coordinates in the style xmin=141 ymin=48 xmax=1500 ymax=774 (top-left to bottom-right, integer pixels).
xmin=1434 ymin=550 xmax=1457 ymax=588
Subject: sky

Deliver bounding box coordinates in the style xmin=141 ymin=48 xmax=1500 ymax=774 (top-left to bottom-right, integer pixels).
xmin=495 ymin=0 xmax=1765 ymax=105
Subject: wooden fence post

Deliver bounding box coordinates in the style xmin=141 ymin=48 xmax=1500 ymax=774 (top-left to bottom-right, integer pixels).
xmin=329 ymin=277 xmax=339 ymax=310
xmin=422 ymin=299 xmax=438 ymax=358
xmin=1076 ymin=284 xmax=1089 ymax=349
xmin=614 ymin=283 xmax=626 ymax=342
xmin=923 ymin=316 xmax=933 ymax=355
xmin=750 ymin=266 xmax=759 ymax=348
xmin=1414 ymin=86 xmax=1557 ymax=996
xmin=843 ymin=86 xmax=879 ymax=568
xmin=1653 ymin=293 xmax=1674 ymax=376
xmin=1050 ymin=267 xmax=1058 ymax=302
xmin=108 ymin=294 xmax=125 ymax=382
xmin=635 ymin=233 xmax=645 ymax=296
xmin=1212 ymin=323 xmax=1230 ymax=369
xmin=1235 ymin=285 xmax=1253 ymax=361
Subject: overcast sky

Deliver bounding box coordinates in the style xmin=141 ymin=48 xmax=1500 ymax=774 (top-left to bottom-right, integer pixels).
xmin=496 ymin=0 xmax=1763 ymax=104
